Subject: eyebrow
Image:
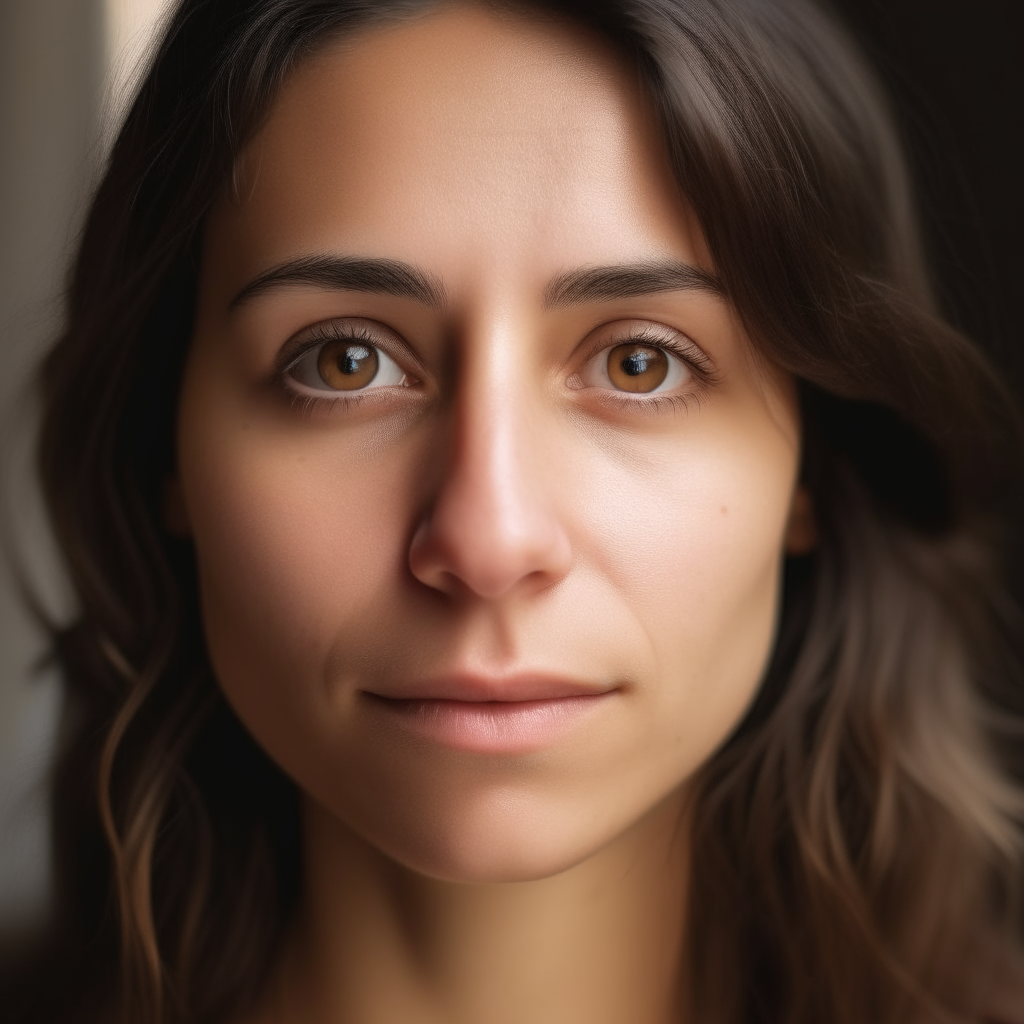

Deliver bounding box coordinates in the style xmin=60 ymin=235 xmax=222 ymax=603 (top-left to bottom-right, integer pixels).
xmin=543 ymin=259 xmax=723 ymax=308
xmin=230 ymin=254 xmax=722 ymax=311
xmin=230 ymin=254 xmax=448 ymax=309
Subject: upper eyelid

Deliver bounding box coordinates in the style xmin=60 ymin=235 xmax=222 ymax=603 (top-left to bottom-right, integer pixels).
xmin=580 ymin=322 xmax=717 ymax=378
xmin=274 ymin=316 xmax=716 ymax=386
xmin=276 ymin=318 xmax=419 ymax=378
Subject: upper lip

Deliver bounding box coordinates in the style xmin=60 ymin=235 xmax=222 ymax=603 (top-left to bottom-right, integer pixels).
xmin=364 ymin=673 xmax=615 ymax=703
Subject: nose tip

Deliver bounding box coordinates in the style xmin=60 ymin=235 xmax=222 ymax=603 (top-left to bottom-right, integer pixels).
xmin=406 ymin=327 xmax=575 ymax=602
xmin=407 ymin=411 xmax=574 ymax=600
xmin=408 ymin=495 xmax=573 ymax=600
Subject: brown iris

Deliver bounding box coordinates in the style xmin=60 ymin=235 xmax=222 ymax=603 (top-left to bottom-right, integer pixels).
xmin=606 ymin=342 xmax=668 ymax=393
xmin=317 ymin=341 xmax=379 ymax=390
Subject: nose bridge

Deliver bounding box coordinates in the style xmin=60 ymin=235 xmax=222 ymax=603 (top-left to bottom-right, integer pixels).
xmin=408 ymin=316 xmax=572 ymax=600
xmin=455 ymin=328 xmax=532 ymax=520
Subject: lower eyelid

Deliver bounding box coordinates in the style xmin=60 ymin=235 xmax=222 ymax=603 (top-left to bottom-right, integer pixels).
xmin=284 ymin=379 xmax=408 ymax=402
xmin=589 ymin=391 xmax=706 ymax=419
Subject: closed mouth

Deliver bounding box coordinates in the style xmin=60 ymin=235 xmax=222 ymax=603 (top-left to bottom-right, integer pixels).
xmin=362 ymin=679 xmax=617 ymax=754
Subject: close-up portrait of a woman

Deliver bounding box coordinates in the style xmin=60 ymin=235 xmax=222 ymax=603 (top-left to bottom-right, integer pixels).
xmin=1 ymin=1 xmax=1023 ymax=1022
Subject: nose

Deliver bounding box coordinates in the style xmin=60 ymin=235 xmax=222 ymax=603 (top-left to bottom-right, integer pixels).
xmin=408 ymin=360 xmax=573 ymax=601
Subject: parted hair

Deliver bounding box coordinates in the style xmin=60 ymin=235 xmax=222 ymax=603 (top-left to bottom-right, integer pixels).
xmin=2 ymin=1 xmax=1023 ymax=1022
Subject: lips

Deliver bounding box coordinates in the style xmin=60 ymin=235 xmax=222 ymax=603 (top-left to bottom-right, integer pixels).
xmin=367 ymin=672 xmax=611 ymax=703
xmin=362 ymin=674 xmax=618 ymax=754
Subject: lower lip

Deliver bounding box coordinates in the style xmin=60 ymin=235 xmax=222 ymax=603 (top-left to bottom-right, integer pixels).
xmin=364 ymin=694 xmax=611 ymax=754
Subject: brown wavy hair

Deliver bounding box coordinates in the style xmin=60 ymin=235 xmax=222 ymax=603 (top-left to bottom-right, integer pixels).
xmin=3 ymin=0 xmax=1023 ymax=1022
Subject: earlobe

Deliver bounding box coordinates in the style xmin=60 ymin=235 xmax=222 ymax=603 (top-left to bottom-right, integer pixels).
xmin=784 ymin=484 xmax=818 ymax=555
xmin=162 ymin=476 xmax=192 ymax=537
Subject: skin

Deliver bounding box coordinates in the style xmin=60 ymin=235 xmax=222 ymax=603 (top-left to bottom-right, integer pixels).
xmin=174 ymin=5 xmax=808 ymax=1022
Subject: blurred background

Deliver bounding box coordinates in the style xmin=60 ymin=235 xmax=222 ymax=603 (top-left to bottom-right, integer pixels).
xmin=0 ymin=0 xmax=173 ymax=929
xmin=0 ymin=0 xmax=1021 ymax=929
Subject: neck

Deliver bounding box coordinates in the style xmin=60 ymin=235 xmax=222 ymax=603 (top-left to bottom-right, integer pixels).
xmin=263 ymin=793 xmax=690 ymax=1024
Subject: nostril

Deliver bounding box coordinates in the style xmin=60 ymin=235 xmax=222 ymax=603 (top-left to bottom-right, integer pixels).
xmin=406 ymin=394 xmax=574 ymax=600
xmin=407 ymin=499 xmax=573 ymax=601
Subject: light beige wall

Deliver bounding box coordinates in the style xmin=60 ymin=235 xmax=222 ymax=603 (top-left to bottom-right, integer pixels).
xmin=0 ymin=0 xmax=171 ymax=926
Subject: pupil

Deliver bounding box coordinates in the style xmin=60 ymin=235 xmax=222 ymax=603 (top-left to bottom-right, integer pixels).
xmin=606 ymin=342 xmax=668 ymax=393
xmin=621 ymin=353 xmax=648 ymax=376
xmin=340 ymin=346 xmax=371 ymax=374
xmin=317 ymin=339 xmax=380 ymax=390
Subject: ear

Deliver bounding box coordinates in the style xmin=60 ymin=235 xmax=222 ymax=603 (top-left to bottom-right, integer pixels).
xmin=784 ymin=484 xmax=817 ymax=555
xmin=162 ymin=475 xmax=192 ymax=537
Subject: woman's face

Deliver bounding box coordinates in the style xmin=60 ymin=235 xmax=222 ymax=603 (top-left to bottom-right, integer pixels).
xmin=177 ymin=3 xmax=802 ymax=882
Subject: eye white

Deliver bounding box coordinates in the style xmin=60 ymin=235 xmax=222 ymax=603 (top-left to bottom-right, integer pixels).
xmin=287 ymin=342 xmax=407 ymax=394
xmin=579 ymin=343 xmax=690 ymax=393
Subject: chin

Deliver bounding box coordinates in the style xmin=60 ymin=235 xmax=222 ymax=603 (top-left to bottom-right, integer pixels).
xmin=332 ymin=783 xmax=639 ymax=884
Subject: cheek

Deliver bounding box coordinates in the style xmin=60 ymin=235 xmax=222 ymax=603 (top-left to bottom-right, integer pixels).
xmin=576 ymin=416 xmax=794 ymax=735
xmin=175 ymin=341 xmax=798 ymax=882
xmin=177 ymin=397 xmax=414 ymax=716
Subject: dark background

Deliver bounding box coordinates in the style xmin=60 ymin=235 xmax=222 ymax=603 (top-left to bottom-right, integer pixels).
xmin=830 ymin=0 xmax=1023 ymax=399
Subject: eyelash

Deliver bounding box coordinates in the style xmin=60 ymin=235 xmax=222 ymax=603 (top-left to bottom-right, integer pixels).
xmin=276 ymin=323 xmax=717 ymax=416
xmin=286 ymin=390 xmax=367 ymax=417
xmin=277 ymin=322 xmax=410 ymax=415
xmin=582 ymin=328 xmax=717 ymax=414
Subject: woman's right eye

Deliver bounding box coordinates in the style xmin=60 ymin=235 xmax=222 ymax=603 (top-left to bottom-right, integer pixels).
xmin=285 ymin=336 xmax=408 ymax=396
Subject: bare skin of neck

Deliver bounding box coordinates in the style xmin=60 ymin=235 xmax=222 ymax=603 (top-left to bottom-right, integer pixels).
xmin=253 ymin=792 xmax=690 ymax=1024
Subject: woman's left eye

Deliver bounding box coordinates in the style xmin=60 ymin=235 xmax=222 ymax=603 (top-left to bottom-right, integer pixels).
xmin=286 ymin=337 xmax=408 ymax=395
xmin=579 ymin=339 xmax=691 ymax=395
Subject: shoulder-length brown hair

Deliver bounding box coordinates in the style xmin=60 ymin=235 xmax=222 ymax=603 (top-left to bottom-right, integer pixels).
xmin=3 ymin=1 xmax=1023 ymax=1022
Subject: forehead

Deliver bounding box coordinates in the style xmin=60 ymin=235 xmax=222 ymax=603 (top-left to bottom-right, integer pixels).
xmin=204 ymin=3 xmax=709 ymax=297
